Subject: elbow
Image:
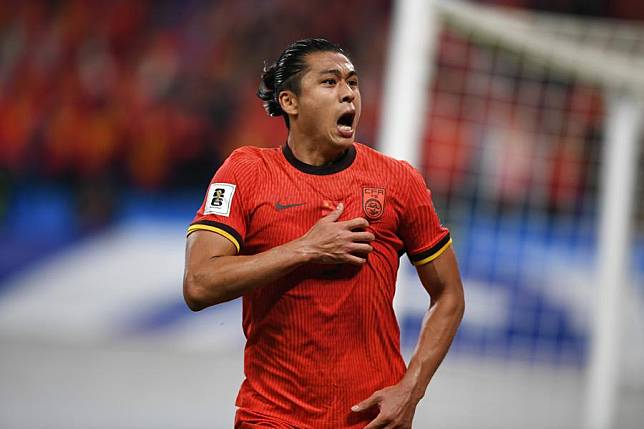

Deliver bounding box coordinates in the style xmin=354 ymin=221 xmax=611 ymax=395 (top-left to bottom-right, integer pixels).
xmin=183 ymin=271 xmax=216 ymax=312
xmin=436 ymin=285 xmax=465 ymax=322
xmin=456 ymin=291 xmax=465 ymax=322
xmin=453 ymin=285 xmax=466 ymax=323
xmin=184 ymin=294 xmax=206 ymax=312
xmin=183 ymin=277 xmax=205 ymax=312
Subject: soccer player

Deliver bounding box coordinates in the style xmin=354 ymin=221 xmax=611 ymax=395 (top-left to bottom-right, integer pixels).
xmin=183 ymin=38 xmax=464 ymax=429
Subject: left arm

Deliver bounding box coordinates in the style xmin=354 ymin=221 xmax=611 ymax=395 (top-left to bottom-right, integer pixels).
xmin=352 ymin=246 xmax=465 ymax=428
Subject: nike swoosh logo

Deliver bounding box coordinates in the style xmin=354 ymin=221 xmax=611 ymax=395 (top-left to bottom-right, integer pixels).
xmin=275 ymin=201 xmax=306 ymax=211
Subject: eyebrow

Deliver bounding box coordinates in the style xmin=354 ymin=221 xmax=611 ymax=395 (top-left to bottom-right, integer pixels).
xmin=319 ymin=68 xmax=358 ymax=78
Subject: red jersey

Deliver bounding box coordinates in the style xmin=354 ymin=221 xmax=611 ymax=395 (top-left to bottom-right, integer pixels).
xmin=188 ymin=143 xmax=451 ymax=428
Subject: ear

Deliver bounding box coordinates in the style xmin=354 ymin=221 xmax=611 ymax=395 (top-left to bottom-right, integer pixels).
xmin=278 ymin=90 xmax=298 ymax=116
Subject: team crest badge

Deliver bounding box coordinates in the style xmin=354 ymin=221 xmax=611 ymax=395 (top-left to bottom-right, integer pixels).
xmin=362 ymin=187 xmax=385 ymax=220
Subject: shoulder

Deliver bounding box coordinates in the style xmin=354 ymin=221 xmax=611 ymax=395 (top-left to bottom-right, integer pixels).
xmin=223 ymin=145 xmax=282 ymax=172
xmin=226 ymin=145 xmax=274 ymax=163
xmin=212 ymin=146 xmax=281 ymax=193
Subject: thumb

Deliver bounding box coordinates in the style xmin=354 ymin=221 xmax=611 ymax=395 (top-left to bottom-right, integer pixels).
xmin=320 ymin=202 xmax=344 ymax=223
xmin=351 ymin=391 xmax=379 ymax=412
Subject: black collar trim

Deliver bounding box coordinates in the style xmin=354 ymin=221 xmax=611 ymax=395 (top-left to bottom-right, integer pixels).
xmin=282 ymin=143 xmax=356 ymax=175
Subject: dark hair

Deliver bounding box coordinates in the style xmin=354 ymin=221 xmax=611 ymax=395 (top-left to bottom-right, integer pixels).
xmin=257 ymin=38 xmax=349 ymax=127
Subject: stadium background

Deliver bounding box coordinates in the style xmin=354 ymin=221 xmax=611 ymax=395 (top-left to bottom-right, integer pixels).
xmin=0 ymin=1 xmax=642 ymax=428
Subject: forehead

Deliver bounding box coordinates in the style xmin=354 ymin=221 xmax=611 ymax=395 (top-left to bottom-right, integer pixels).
xmin=304 ymin=51 xmax=356 ymax=75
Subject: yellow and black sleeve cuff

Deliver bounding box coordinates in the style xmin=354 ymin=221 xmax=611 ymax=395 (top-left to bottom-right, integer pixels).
xmin=186 ymin=220 xmax=243 ymax=254
xmin=408 ymin=233 xmax=452 ymax=266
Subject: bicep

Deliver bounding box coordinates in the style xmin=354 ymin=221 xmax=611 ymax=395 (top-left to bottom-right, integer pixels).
xmin=185 ymin=230 xmax=238 ymax=269
xmin=415 ymin=246 xmax=464 ymax=302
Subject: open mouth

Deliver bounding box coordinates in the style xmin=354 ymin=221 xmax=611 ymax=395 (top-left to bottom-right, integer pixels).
xmin=336 ymin=111 xmax=355 ymax=138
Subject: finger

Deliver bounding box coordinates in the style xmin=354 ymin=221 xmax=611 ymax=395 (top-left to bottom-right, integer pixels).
xmin=351 ymin=392 xmax=379 ymax=412
xmin=340 ymin=216 xmax=369 ymax=230
xmin=363 ymin=415 xmax=388 ymax=429
xmin=349 ymin=243 xmax=373 ymax=255
xmin=349 ymin=231 xmax=376 ymax=242
xmin=319 ymin=203 xmax=344 ymax=223
xmin=344 ymin=254 xmax=367 ymax=265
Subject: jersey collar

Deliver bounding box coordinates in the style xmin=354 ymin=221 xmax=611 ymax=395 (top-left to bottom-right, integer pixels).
xmin=282 ymin=143 xmax=356 ymax=175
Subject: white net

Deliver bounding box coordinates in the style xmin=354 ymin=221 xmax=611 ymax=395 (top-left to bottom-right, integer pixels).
xmin=392 ymin=5 xmax=644 ymax=429
xmin=394 ymin=2 xmax=644 ymax=427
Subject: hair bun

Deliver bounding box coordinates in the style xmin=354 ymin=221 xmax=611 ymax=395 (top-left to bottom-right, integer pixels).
xmin=257 ymin=62 xmax=284 ymax=117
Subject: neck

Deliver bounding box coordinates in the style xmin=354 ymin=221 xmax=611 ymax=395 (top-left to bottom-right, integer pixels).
xmin=286 ymin=131 xmax=349 ymax=166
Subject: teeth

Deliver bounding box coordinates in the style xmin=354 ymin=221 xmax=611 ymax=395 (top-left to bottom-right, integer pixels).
xmin=338 ymin=125 xmax=352 ymax=132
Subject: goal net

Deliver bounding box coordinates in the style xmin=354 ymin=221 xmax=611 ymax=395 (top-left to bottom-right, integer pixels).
xmin=380 ymin=1 xmax=644 ymax=428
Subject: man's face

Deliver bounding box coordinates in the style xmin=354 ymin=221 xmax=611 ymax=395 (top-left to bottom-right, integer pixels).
xmin=288 ymin=51 xmax=361 ymax=149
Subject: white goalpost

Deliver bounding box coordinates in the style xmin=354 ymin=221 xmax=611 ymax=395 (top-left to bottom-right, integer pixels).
xmin=587 ymin=93 xmax=642 ymax=429
xmin=378 ymin=1 xmax=644 ymax=428
xmin=377 ymin=0 xmax=438 ymax=166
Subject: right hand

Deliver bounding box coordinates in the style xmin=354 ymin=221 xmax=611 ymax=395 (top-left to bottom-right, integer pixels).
xmin=295 ymin=203 xmax=375 ymax=265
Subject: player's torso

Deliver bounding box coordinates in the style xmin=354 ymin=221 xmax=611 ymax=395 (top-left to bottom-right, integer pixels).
xmin=235 ymin=145 xmax=408 ymax=426
xmin=238 ymin=143 xmax=407 ymax=380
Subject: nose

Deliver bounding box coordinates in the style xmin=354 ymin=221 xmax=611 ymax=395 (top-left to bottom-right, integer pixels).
xmin=340 ymin=81 xmax=355 ymax=103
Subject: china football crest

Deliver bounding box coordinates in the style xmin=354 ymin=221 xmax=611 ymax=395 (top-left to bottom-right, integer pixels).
xmin=362 ymin=187 xmax=385 ymax=220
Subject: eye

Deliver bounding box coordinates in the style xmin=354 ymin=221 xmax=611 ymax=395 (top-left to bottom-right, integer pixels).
xmin=322 ymin=78 xmax=337 ymax=85
xmin=348 ymin=79 xmax=359 ymax=87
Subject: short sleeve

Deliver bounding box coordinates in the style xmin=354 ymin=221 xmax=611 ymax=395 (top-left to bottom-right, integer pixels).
xmin=187 ymin=153 xmax=249 ymax=254
xmin=398 ymin=162 xmax=451 ymax=266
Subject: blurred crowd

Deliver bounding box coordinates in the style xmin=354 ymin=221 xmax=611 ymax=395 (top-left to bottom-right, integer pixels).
xmin=0 ymin=0 xmax=641 ymax=230
xmin=0 ymin=0 xmax=390 ymax=192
